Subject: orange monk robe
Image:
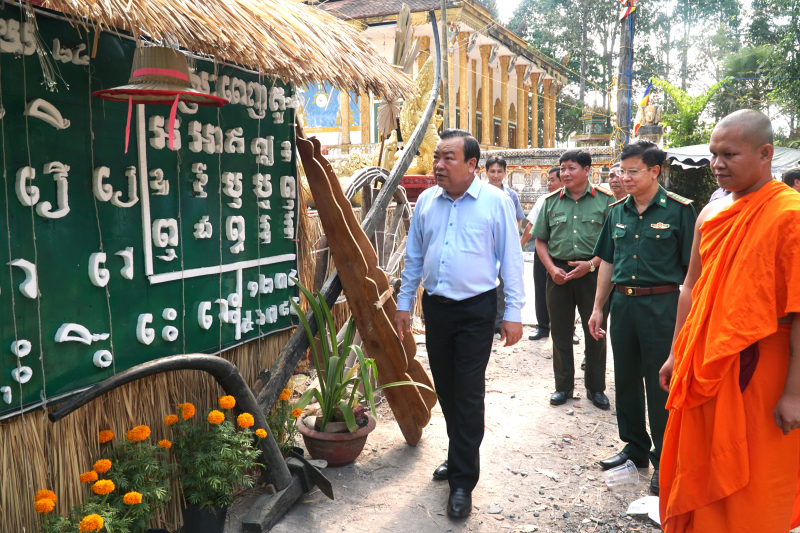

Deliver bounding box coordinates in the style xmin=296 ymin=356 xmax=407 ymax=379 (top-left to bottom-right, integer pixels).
xmin=660 ymin=180 xmax=800 ymax=533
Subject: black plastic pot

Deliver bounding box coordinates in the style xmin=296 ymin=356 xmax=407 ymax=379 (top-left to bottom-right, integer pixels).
xmin=181 ymin=504 xmax=228 ymax=533
xmin=147 ymin=530 xmax=171 ymax=533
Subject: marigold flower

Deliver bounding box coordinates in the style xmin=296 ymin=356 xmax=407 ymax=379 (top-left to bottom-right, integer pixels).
xmin=98 ymin=430 xmax=114 ymax=444
xmin=91 ymin=479 xmax=115 ymax=496
xmin=79 ymin=471 xmax=98 ymax=483
xmin=123 ymin=491 xmax=143 ymax=505
xmin=179 ymin=402 xmax=196 ymax=420
xmin=35 ymin=489 xmax=57 ymax=503
xmin=93 ymin=459 xmax=112 ymax=474
xmin=207 ymin=410 xmax=225 ymax=425
xmin=164 ymin=414 xmax=179 ymax=426
xmin=125 ymin=425 xmax=151 ymax=442
xmin=237 ymin=412 xmax=255 ymax=428
xmin=34 ymin=498 xmax=55 ymax=514
xmin=158 ymin=439 xmax=172 ymax=449
xmin=218 ymin=395 xmax=236 ymax=409
xmin=292 ymin=408 xmax=303 ymax=418
xmin=255 ymin=428 xmax=267 ymax=438
xmin=278 ymin=388 xmax=291 ymax=401
xmin=78 ymin=514 xmax=104 ymax=532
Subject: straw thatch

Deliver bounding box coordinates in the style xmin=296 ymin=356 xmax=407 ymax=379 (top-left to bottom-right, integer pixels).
xmin=39 ymin=0 xmax=414 ymax=100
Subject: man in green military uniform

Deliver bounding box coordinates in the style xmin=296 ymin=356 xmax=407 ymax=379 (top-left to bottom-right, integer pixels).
xmin=533 ymin=151 xmax=616 ymax=409
xmin=587 ymin=140 xmax=696 ymax=495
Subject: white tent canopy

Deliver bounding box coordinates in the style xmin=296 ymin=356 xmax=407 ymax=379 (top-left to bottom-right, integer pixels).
xmin=665 ymin=144 xmax=800 ymax=173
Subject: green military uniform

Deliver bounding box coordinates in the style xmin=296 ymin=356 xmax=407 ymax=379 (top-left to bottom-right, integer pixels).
xmin=533 ymin=182 xmax=616 ymax=395
xmin=593 ymin=185 xmax=696 ymax=468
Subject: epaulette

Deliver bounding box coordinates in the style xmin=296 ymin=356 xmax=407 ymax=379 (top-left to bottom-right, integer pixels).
xmin=595 ymin=185 xmax=614 ymax=196
xmin=543 ymin=188 xmax=562 ymax=199
xmin=609 ymin=196 xmax=627 ymax=207
xmin=667 ymin=191 xmax=693 ymax=205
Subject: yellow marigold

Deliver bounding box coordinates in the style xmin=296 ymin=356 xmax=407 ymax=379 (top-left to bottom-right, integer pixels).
xmin=158 ymin=439 xmax=172 ymax=449
xmin=278 ymin=388 xmax=291 ymax=402
xmin=255 ymin=428 xmax=267 ymax=438
xmin=207 ymin=410 xmax=225 ymax=425
xmin=91 ymin=479 xmax=115 ymax=496
xmin=79 ymin=471 xmax=98 ymax=483
xmin=125 ymin=425 xmax=151 ymax=442
xmin=78 ymin=514 xmax=104 ymax=532
xmin=237 ymin=412 xmax=255 ymax=428
xmin=179 ymin=402 xmax=196 ymax=420
xmin=34 ymin=498 xmax=55 ymax=514
xmin=218 ymin=395 xmax=236 ymax=409
xmin=98 ymin=430 xmax=114 ymax=444
xmin=292 ymin=408 xmax=303 ymax=418
xmin=93 ymin=459 xmax=112 ymax=474
xmin=164 ymin=414 xmax=179 ymax=426
xmin=35 ymin=489 xmax=57 ymax=503
xmin=123 ymin=491 xmax=143 ymax=505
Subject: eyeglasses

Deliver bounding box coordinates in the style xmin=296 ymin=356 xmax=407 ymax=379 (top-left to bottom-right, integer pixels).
xmin=618 ymin=167 xmax=653 ymax=177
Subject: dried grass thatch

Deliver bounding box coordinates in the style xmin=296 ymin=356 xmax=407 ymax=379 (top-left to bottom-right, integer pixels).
xmin=39 ymin=0 xmax=413 ymax=100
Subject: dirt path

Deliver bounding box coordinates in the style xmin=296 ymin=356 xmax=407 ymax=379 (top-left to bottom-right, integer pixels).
xmin=226 ymin=326 xmax=663 ymax=533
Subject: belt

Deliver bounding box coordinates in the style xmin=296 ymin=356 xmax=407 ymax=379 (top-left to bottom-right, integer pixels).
xmin=615 ymin=284 xmax=679 ymax=297
xmin=551 ymin=257 xmax=593 ymax=265
xmin=423 ymin=288 xmax=494 ymax=305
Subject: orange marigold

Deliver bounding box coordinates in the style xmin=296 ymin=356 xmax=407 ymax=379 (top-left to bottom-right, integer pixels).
xmin=218 ymin=395 xmax=236 ymax=409
xmin=164 ymin=414 xmax=179 ymax=426
xmin=79 ymin=471 xmax=98 ymax=483
xmin=78 ymin=514 xmax=104 ymax=532
xmin=158 ymin=439 xmax=172 ymax=449
xmin=278 ymin=388 xmax=291 ymax=401
xmin=255 ymin=428 xmax=267 ymax=438
xmin=98 ymin=430 xmax=114 ymax=444
xmin=178 ymin=402 xmax=196 ymax=420
xmin=34 ymin=498 xmax=55 ymax=514
xmin=207 ymin=410 xmax=225 ymax=425
xmin=93 ymin=459 xmax=112 ymax=474
xmin=91 ymin=479 xmax=115 ymax=496
xmin=35 ymin=489 xmax=57 ymax=503
xmin=237 ymin=412 xmax=255 ymax=428
xmin=125 ymin=425 xmax=151 ymax=442
xmin=292 ymin=408 xmax=303 ymax=418
xmin=123 ymin=491 xmax=143 ymax=505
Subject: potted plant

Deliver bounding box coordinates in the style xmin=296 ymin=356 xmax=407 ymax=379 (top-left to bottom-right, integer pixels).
xmin=165 ymin=398 xmax=261 ymax=533
xmin=266 ymin=387 xmax=302 ymax=457
xmin=290 ymin=279 xmax=432 ymax=466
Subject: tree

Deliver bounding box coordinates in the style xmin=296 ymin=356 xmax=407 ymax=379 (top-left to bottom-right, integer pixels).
xmin=763 ymin=0 xmax=800 ymax=136
xmin=652 ymin=77 xmax=730 ymax=147
xmin=714 ymin=45 xmax=773 ymax=118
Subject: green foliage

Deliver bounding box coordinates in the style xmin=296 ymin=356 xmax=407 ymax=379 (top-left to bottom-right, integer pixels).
xmin=290 ymin=278 xmax=434 ymax=432
xmin=38 ymin=501 xmax=132 ymax=533
xmin=168 ymin=412 xmax=261 ymax=511
xmin=715 ymin=45 xmax=773 ymax=117
xmin=666 ymin=166 xmax=719 ymax=211
xmin=652 ymin=78 xmax=729 ymax=147
xmin=267 ymin=394 xmax=299 ymax=456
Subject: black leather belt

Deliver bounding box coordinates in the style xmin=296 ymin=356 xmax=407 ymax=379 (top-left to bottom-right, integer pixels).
xmin=615 ymin=284 xmax=679 ymax=297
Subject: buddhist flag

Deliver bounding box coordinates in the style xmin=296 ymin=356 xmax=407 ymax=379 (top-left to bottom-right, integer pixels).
xmin=619 ymin=0 xmax=637 ymax=20
xmin=633 ymin=79 xmax=652 ymax=135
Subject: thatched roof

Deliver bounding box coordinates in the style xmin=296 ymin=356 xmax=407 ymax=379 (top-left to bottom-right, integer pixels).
xmin=40 ymin=0 xmax=413 ymax=99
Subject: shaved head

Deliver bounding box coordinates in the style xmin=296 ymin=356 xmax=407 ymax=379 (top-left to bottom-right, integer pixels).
xmin=715 ymin=109 xmax=773 ymax=149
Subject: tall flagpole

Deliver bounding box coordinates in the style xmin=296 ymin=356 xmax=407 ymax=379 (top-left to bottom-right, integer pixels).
xmin=441 ymin=0 xmax=450 ymax=129
xmin=616 ymin=5 xmax=636 ymax=150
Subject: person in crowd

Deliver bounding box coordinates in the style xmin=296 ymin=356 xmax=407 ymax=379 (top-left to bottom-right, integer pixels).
xmin=657 ymin=110 xmax=800 ymax=532
xmin=587 ymin=140 xmax=696 ymax=495
xmin=782 ymin=167 xmax=800 ymax=192
xmin=395 ymin=129 xmax=525 ymax=519
xmin=607 ymin=163 xmax=627 ymax=202
xmin=708 ymin=186 xmax=731 ymax=201
xmin=486 ymin=155 xmax=526 ymax=334
xmin=531 ymin=150 xmax=616 ymax=409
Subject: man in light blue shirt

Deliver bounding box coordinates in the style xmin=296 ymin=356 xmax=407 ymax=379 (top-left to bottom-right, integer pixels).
xmin=395 ymin=129 xmax=524 ymax=519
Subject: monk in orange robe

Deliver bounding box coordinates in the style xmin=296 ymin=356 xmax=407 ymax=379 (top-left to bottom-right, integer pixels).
xmin=658 ymin=109 xmax=800 ymax=533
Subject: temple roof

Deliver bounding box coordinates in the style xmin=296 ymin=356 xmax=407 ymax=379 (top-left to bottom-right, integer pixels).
xmin=317 ymin=0 xmax=457 ymax=19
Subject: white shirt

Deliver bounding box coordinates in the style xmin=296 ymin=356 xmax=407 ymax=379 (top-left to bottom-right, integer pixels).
xmin=525 ymin=193 xmax=549 ymax=243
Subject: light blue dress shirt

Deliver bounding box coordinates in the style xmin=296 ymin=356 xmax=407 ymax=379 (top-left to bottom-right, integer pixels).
xmin=397 ymin=177 xmax=526 ymax=322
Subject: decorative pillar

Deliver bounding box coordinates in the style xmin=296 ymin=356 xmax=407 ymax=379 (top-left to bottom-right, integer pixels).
xmin=480 ymin=45 xmax=492 ymax=147
xmin=417 ymin=36 xmax=430 ymax=72
xmin=550 ymin=83 xmax=560 ymax=147
xmin=499 ymin=56 xmax=510 ymax=148
xmin=542 ymin=79 xmax=551 ymax=148
xmin=515 ymin=65 xmax=527 ymax=149
xmin=458 ymin=32 xmax=469 ymax=132
xmin=530 ymin=72 xmax=540 ymax=148
xmin=471 ymin=59 xmax=478 ymax=137
xmin=340 ymin=89 xmax=351 ymax=145
xmin=448 ymin=41 xmax=456 ymax=130
xmin=359 ymin=91 xmax=370 ymax=144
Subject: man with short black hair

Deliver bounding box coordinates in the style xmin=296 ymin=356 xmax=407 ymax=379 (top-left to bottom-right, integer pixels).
xmin=396 ymin=129 xmax=525 ymax=519
xmin=532 ymin=150 xmax=616 ymax=409
xmin=783 ymin=168 xmax=800 ymax=192
xmin=607 ymin=163 xmax=627 ymax=202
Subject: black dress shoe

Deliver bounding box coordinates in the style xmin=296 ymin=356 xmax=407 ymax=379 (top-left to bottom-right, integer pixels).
xmin=550 ymin=390 xmax=573 ymax=405
xmin=529 ymin=327 xmax=549 ymax=340
xmin=447 ymin=488 xmax=472 ymax=518
xmin=432 ymin=460 xmax=448 ymax=480
xmin=598 ymin=452 xmax=649 ymax=470
xmin=587 ymin=390 xmax=610 ymax=410
xmin=650 ymin=470 xmax=659 ymax=494
xmin=573 ymin=332 xmax=580 ymax=345
xmin=581 ymin=358 xmax=586 ymax=370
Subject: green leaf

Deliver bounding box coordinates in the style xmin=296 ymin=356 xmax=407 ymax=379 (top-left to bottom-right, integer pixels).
xmin=337 ymin=399 xmax=358 ymax=432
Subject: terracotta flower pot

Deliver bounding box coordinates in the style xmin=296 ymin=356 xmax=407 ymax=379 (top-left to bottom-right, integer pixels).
xmin=298 ymin=414 xmax=376 ymax=467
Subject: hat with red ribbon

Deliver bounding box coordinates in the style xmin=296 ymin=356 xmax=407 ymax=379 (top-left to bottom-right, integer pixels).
xmin=92 ymin=46 xmax=228 ymax=153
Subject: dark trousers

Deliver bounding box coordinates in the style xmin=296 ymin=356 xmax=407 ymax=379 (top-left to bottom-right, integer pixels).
xmin=610 ymin=290 xmax=677 ymax=469
xmin=423 ymin=288 xmax=496 ymax=492
xmin=533 ymin=249 xmax=550 ymax=330
xmin=494 ymin=274 xmax=504 ymax=330
xmin=545 ymin=259 xmax=608 ymax=392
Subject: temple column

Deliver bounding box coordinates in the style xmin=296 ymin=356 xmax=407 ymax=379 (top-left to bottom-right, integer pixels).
xmin=458 ymin=32 xmax=469 ymax=132
xmin=499 ymin=56 xmax=510 ymax=148
xmin=530 ymin=72 xmax=540 ymax=148
xmin=515 ymin=65 xmax=527 ymax=149
xmin=480 ymin=45 xmax=492 ymax=147
xmin=359 ymin=91 xmax=370 ymax=144
xmin=471 ymin=59 xmax=477 ymax=137
xmin=417 ymin=36 xmax=430 ymax=72
xmin=448 ymin=38 xmax=456 ymax=129
xmin=340 ymin=89 xmax=351 ymax=145
xmin=542 ymin=78 xmax=551 ymax=148
xmin=550 ymin=83 xmax=561 ymax=147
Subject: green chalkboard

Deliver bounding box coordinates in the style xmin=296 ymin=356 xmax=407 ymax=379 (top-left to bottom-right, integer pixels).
xmin=0 ymin=5 xmax=299 ymax=418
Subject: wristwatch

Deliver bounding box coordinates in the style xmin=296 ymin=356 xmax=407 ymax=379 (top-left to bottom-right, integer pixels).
xmin=588 ymin=261 xmax=596 ymax=272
